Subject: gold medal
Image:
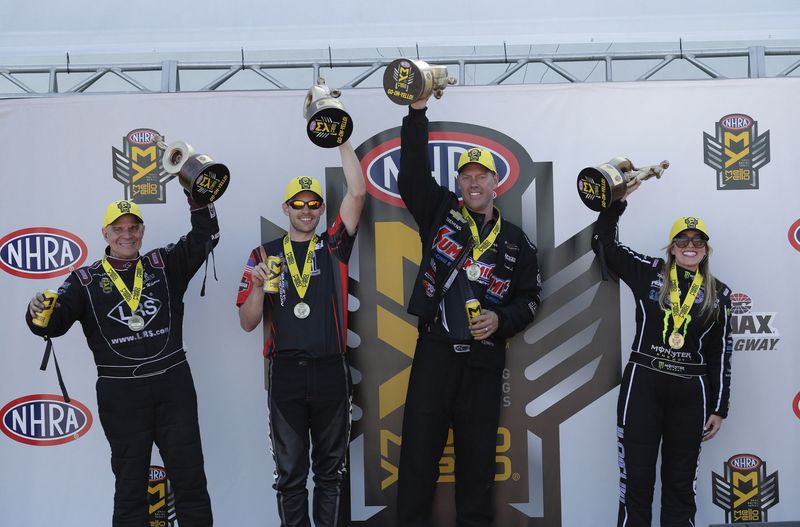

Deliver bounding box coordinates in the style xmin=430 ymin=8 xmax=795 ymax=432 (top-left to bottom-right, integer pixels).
xmin=128 ymin=315 xmax=145 ymax=332
xmin=294 ymin=302 xmax=311 ymax=319
xmin=466 ymin=263 xmax=481 ymax=281
xmin=668 ymin=332 xmax=685 ymax=349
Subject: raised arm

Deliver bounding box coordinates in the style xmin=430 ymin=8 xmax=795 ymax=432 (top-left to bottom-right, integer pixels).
xmin=337 ymin=141 xmax=366 ymax=236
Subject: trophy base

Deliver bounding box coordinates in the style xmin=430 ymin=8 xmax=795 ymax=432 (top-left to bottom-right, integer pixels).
xmin=577 ymin=165 xmax=627 ymax=211
xmin=179 ymin=154 xmax=230 ymax=205
xmin=383 ymin=59 xmax=429 ymax=105
xmin=306 ymin=107 xmax=353 ymax=148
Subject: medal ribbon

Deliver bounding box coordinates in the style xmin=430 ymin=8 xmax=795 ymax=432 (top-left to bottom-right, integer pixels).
xmin=101 ymin=257 xmax=144 ymax=313
xmin=667 ymin=262 xmax=703 ymax=335
xmin=283 ymin=235 xmax=317 ymax=301
xmin=461 ymin=206 xmax=502 ymax=261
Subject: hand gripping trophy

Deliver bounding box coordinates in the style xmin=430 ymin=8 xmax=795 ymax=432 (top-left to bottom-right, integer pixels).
xmin=152 ymin=134 xmax=230 ymax=205
xmin=383 ymin=58 xmax=457 ymax=104
xmin=303 ymin=77 xmax=354 ymax=148
xmin=577 ymin=157 xmax=670 ymax=211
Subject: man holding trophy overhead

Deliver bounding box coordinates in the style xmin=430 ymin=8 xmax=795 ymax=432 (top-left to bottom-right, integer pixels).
xmin=389 ymin=63 xmax=542 ymax=527
xmin=236 ymin=137 xmax=365 ymax=526
xmin=26 ymin=192 xmax=220 ymax=526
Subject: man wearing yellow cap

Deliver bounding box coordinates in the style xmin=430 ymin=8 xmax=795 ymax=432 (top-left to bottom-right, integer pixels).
xmin=395 ymin=96 xmax=542 ymax=526
xmin=26 ymin=195 xmax=218 ymax=526
xmin=236 ymin=142 xmax=364 ymax=527
xmin=593 ymin=181 xmax=732 ymax=527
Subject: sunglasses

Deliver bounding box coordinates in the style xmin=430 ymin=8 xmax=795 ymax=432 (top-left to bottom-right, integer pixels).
xmin=287 ymin=199 xmax=322 ymax=210
xmin=672 ymin=235 xmax=707 ymax=249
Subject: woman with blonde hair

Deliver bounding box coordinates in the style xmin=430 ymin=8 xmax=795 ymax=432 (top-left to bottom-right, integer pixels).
xmin=592 ymin=180 xmax=733 ymax=527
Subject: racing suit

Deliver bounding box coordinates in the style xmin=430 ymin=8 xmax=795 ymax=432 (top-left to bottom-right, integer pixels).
xmin=593 ymin=200 xmax=732 ymax=527
xmin=396 ymin=106 xmax=542 ymax=527
xmin=26 ymin=199 xmax=219 ymax=527
xmin=236 ymin=214 xmax=355 ymax=527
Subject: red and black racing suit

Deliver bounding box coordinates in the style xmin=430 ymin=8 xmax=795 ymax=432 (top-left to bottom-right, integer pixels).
xmin=396 ymin=106 xmax=542 ymax=527
xmin=593 ymin=200 xmax=732 ymax=527
xmin=236 ymin=214 xmax=355 ymax=527
xmin=25 ymin=200 xmax=218 ymax=527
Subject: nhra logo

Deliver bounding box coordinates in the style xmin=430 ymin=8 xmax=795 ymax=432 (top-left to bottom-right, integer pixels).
xmin=359 ymin=123 xmax=520 ymax=208
xmin=703 ymin=113 xmax=770 ymax=190
xmin=788 ymin=219 xmax=800 ymax=253
xmin=729 ymin=292 xmax=780 ymax=352
xmin=112 ymin=128 xmax=174 ymax=204
xmin=712 ymin=453 xmax=779 ymax=524
xmin=0 ymin=395 xmax=93 ymax=446
xmin=149 ymin=465 xmax=177 ymax=526
xmin=0 ymin=227 xmax=88 ymax=279
xmin=107 ymin=294 xmax=162 ymax=330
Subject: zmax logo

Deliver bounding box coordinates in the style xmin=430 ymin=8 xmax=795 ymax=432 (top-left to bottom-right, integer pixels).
xmin=360 ymin=129 xmax=520 ymax=208
xmin=1 ymin=395 xmax=93 ymax=446
xmin=0 ymin=228 xmax=88 ymax=279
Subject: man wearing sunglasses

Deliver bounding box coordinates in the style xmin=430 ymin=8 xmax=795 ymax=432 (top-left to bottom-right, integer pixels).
xmin=395 ymin=96 xmax=542 ymax=527
xmin=236 ymin=142 xmax=365 ymax=527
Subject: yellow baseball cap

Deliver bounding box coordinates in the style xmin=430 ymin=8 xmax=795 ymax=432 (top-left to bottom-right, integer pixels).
xmin=284 ymin=176 xmax=323 ymax=202
xmin=668 ymin=216 xmax=710 ymax=241
xmin=457 ymin=147 xmax=497 ymax=174
xmin=103 ymin=200 xmax=144 ymax=228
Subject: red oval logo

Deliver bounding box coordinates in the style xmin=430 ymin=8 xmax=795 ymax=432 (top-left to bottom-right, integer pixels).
xmin=360 ymin=132 xmax=520 ymax=208
xmin=728 ymin=454 xmax=762 ymax=471
xmin=0 ymin=228 xmax=88 ymax=279
xmin=127 ymin=128 xmax=159 ymax=145
xmin=1 ymin=394 xmax=93 ymax=446
xmin=788 ymin=219 xmax=800 ymax=253
xmin=720 ymin=114 xmax=753 ymax=131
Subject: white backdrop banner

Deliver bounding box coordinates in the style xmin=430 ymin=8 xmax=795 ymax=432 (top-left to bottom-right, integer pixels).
xmin=0 ymin=78 xmax=797 ymax=527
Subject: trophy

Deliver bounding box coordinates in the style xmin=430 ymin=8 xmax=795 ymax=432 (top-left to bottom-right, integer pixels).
xmin=303 ymin=78 xmax=353 ymax=148
xmin=577 ymin=157 xmax=669 ymax=211
xmin=383 ymin=58 xmax=456 ymax=105
xmin=153 ymin=135 xmax=230 ymax=205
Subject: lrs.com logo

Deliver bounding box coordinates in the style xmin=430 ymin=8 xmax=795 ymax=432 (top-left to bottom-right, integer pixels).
xmin=712 ymin=453 xmax=779 ymax=523
xmin=112 ymin=128 xmax=174 ymax=204
xmin=703 ymin=113 xmax=770 ymax=190
xmin=0 ymin=228 xmax=88 ymax=279
xmin=0 ymin=395 xmax=93 ymax=446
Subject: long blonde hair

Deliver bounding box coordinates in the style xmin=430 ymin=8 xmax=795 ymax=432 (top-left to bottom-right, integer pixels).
xmin=657 ymin=242 xmax=719 ymax=323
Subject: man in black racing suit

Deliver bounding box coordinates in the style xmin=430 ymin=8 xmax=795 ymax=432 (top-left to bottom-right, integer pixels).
xmin=593 ymin=193 xmax=732 ymax=527
xmin=26 ymin=197 xmax=217 ymax=527
xmin=395 ymin=96 xmax=542 ymax=527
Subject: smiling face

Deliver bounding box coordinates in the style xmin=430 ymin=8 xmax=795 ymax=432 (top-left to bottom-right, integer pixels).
xmin=457 ymin=162 xmax=499 ymax=217
xmin=669 ymin=228 xmax=708 ymax=271
xmin=282 ymin=190 xmax=326 ymax=241
xmin=102 ymin=214 xmax=144 ymax=259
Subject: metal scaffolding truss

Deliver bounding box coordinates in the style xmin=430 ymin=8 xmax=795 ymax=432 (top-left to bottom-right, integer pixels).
xmin=2 ymin=45 xmax=799 ymax=97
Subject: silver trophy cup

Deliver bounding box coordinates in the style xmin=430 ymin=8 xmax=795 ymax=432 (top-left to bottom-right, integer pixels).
xmin=153 ymin=134 xmax=230 ymax=205
xmin=577 ymin=157 xmax=669 ymax=211
xmin=383 ymin=58 xmax=456 ymax=105
xmin=303 ymin=78 xmax=353 ymax=148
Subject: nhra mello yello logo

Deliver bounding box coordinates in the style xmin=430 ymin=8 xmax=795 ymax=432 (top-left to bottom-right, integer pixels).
xmin=703 ymin=113 xmax=770 ymax=190
xmin=712 ymin=453 xmax=779 ymax=523
xmin=729 ymin=292 xmax=780 ymax=352
xmin=112 ymin=128 xmax=174 ymax=204
xmin=148 ymin=465 xmax=176 ymax=527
